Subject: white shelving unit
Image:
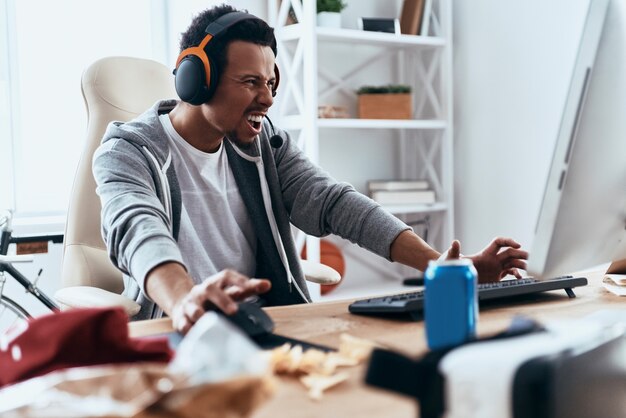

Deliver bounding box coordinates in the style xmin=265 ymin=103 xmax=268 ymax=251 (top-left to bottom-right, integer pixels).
xmin=268 ymin=0 xmax=454 ymax=300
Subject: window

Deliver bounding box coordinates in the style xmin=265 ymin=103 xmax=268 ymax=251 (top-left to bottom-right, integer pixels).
xmin=0 ymin=1 xmax=14 ymax=212
xmin=7 ymin=0 xmax=156 ymax=217
xmin=1 ymin=0 xmax=259 ymax=227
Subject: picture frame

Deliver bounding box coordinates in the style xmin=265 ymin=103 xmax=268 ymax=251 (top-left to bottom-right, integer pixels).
xmin=357 ymin=17 xmax=400 ymax=34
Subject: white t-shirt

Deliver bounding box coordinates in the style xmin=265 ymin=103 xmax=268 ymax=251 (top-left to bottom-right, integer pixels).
xmin=159 ymin=114 xmax=257 ymax=283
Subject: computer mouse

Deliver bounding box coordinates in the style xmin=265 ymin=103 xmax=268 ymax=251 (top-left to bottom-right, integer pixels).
xmin=223 ymin=301 xmax=275 ymax=337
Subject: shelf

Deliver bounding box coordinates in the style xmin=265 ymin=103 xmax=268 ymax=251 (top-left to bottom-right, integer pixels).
xmin=381 ymin=202 xmax=448 ymax=215
xmin=277 ymin=24 xmax=446 ymax=48
xmin=318 ymin=119 xmax=447 ymax=129
xmin=280 ymin=116 xmax=447 ymax=130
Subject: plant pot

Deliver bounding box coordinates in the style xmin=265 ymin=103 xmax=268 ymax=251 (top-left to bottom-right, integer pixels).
xmin=358 ymin=93 xmax=413 ymax=119
xmin=317 ymin=12 xmax=341 ymax=28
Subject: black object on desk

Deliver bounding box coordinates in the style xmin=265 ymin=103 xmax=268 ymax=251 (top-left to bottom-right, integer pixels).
xmin=349 ymin=276 xmax=588 ymax=320
xmin=150 ymin=302 xmax=335 ymax=353
xmin=402 ymin=277 xmax=424 ymax=286
xmin=225 ymin=302 xmax=335 ymax=352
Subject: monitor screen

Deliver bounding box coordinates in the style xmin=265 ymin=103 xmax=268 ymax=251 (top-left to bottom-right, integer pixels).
xmin=527 ymin=0 xmax=626 ymax=278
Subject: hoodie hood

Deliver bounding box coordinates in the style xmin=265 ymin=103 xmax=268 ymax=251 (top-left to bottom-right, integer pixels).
xmin=101 ymin=100 xmax=177 ymax=165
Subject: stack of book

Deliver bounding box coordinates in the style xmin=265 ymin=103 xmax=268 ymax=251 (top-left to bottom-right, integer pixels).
xmin=368 ymin=179 xmax=436 ymax=205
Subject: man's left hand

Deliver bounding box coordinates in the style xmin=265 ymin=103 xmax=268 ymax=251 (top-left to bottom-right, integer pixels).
xmin=467 ymin=237 xmax=528 ymax=283
xmin=444 ymin=237 xmax=528 ymax=283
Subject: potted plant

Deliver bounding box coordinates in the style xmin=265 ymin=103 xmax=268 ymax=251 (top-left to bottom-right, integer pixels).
xmin=357 ymin=85 xmax=413 ymax=119
xmin=317 ymin=0 xmax=347 ymax=28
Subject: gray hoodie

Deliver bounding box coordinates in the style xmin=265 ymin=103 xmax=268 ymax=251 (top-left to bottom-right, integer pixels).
xmin=93 ymin=100 xmax=410 ymax=319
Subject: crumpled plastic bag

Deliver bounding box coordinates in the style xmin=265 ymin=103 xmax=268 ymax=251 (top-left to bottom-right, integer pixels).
xmin=0 ymin=313 xmax=275 ymax=418
xmin=169 ymin=311 xmax=269 ymax=384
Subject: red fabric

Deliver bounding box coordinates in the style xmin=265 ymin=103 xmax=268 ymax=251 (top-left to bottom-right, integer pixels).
xmin=0 ymin=307 xmax=172 ymax=387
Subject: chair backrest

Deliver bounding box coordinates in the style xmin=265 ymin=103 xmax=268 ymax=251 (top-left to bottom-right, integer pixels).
xmin=61 ymin=56 xmax=176 ymax=293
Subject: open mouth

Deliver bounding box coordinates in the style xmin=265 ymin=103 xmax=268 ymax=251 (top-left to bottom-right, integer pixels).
xmin=246 ymin=114 xmax=264 ymax=132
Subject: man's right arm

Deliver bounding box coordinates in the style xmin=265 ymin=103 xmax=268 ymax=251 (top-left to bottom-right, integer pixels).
xmin=145 ymin=262 xmax=195 ymax=317
xmin=93 ymin=138 xmax=185 ymax=295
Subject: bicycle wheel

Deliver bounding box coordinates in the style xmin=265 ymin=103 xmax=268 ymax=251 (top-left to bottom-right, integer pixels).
xmin=0 ymin=295 xmax=30 ymax=334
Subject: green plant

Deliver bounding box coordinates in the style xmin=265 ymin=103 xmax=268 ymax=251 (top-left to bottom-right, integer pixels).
xmin=317 ymin=0 xmax=347 ymax=13
xmin=356 ymin=84 xmax=412 ymax=95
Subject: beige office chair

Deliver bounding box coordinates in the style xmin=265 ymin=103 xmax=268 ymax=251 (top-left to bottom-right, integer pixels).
xmin=55 ymin=56 xmax=339 ymax=316
xmin=55 ymin=56 xmax=176 ymax=315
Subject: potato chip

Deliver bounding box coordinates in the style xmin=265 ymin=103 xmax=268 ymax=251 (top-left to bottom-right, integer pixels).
xmin=300 ymin=372 xmax=349 ymax=401
xmin=298 ymin=348 xmax=328 ymax=374
xmin=266 ymin=334 xmax=379 ymax=399
xmin=286 ymin=344 xmax=304 ymax=373
xmin=338 ymin=333 xmax=380 ymax=361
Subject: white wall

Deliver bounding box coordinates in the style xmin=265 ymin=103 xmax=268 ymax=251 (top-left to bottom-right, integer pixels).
xmin=452 ymin=0 xmax=590 ymax=253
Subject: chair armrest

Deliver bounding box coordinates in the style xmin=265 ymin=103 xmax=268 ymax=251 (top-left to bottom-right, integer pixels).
xmin=54 ymin=286 xmax=141 ymax=316
xmin=300 ymin=260 xmax=341 ymax=284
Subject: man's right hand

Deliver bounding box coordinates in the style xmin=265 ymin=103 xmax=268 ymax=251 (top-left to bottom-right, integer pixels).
xmin=145 ymin=263 xmax=271 ymax=334
xmin=171 ymin=270 xmax=271 ymax=334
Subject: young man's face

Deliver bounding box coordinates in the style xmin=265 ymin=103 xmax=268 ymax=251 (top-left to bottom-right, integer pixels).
xmin=205 ymin=40 xmax=276 ymax=147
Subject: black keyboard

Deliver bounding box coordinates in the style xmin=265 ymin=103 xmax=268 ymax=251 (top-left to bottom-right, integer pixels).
xmin=348 ymin=276 xmax=588 ymax=318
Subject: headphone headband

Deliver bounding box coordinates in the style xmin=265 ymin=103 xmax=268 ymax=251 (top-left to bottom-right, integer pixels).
xmin=204 ymin=11 xmax=253 ymax=36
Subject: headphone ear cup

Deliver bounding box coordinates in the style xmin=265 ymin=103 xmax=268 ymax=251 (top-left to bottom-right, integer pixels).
xmin=204 ymin=57 xmax=219 ymax=101
xmin=175 ymin=55 xmax=211 ymax=105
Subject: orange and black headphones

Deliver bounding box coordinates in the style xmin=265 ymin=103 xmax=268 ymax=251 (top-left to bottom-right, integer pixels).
xmin=174 ymin=11 xmax=280 ymax=105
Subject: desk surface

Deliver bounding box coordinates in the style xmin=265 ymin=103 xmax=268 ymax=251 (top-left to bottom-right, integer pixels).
xmin=129 ymin=271 xmax=623 ymax=418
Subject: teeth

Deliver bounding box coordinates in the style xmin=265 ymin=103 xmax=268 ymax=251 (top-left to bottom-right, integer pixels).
xmin=247 ymin=114 xmax=264 ymax=123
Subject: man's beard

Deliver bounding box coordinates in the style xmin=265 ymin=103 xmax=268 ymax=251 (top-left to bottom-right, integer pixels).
xmin=226 ymin=130 xmax=256 ymax=149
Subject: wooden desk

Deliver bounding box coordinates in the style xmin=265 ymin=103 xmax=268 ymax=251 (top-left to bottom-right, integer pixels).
xmin=129 ymin=271 xmax=623 ymax=418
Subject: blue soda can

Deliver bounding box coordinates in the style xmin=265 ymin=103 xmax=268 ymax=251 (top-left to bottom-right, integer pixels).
xmin=424 ymin=258 xmax=478 ymax=350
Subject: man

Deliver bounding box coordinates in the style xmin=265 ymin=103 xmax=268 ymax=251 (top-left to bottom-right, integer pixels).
xmin=93 ymin=5 xmax=528 ymax=333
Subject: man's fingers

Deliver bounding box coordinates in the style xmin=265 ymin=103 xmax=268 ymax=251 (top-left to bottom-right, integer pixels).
xmin=208 ymin=269 xmax=250 ymax=289
xmin=172 ymin=306 xmax=194 ymax=335
xmin=250 ymin=278 xmax=272 ymax=293
xmin=502 ymin=268 xmax=522 ymax=279
xmin=206 ymin=286 xmax=239 ymax=314
xmin=226 ymin=278 xmax=272 ymax=300
xmin=446 ymin=240 xmax=461 ymax=259
xmin=490 ymin=237 xmax=522 ymax=251
xmin=176 ymin=318 xmax=193 ymax=335
xmin=183 ymin=299 xmax=206 ymax=324
xmin=497 ymin=247 xmax=529 ymax=261
xmin=503 ymin=259 xmax=527 ymax=271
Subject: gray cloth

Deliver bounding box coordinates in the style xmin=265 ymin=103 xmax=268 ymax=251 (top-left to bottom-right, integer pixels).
xmin=93 ymin=100 xmax=410 ymax=319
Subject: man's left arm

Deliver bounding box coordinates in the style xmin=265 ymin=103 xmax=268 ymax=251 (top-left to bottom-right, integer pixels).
xmin=389 ymin=230 xmax=441 ymax=271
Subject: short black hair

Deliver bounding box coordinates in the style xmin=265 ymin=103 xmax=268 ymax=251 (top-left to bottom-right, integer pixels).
xmin=179 ymin=4 xmax=277 ymax=79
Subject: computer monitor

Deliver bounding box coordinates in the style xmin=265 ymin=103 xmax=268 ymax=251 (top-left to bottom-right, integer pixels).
xmin=527 ymin=0 xmax=626 ymax=279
